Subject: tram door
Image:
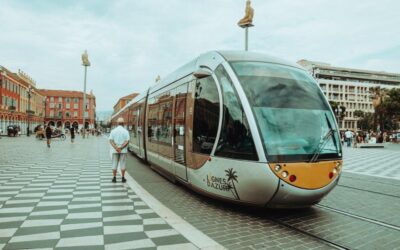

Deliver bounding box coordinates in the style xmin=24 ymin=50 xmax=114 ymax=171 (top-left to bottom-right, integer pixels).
xmin=135 ymin=108 xmax=142 ymax=156
xmin=173 ymin=84 xmax=188 ymax=181
xmin=137 ymin=104 xmax=145 ymax=158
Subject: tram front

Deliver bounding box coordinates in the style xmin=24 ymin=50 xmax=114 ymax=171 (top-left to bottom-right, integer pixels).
xmin=230 ymin=61 xmax=343 ymax=207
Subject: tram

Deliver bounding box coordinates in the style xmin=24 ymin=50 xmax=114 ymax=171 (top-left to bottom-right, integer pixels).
xmin=111 ymin=51 xmax=343 ymax=208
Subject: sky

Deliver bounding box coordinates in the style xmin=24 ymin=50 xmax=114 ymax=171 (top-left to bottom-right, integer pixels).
xmin=0 ymin=0 xmax=399 ymax=112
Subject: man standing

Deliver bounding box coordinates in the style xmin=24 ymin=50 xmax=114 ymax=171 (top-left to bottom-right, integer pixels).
xmin=69 ymin=126 xmax=75 ymax=143
xmin=344 ymin=129 xmax=353 ymax=147
xmin=109 ymin=117 xmax=130 ymax=183
xmin=45 ymin=123 xmax=53 ymax=148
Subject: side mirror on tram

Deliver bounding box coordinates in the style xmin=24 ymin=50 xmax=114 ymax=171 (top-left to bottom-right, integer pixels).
xmin=193 ymin=69 xmax=212 ymax=79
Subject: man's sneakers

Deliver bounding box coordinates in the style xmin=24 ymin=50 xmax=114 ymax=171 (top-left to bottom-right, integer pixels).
xmin=112 ymin=176 xmax=126 ymax=183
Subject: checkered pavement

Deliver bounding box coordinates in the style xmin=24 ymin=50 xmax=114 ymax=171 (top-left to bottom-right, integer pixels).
xmin=0 ymin=137 xmax=197 ymax=249
xmin=342 ymin=144 xmax=400 ymax=180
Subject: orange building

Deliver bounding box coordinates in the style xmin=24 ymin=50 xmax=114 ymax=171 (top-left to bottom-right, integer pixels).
xmin=0 ymin=66 xmax=45 ymax=135
xmin=113 ymin=92 xmax=139 ymax=115
xmin=37 ymin=89 xmax=96 ymax=130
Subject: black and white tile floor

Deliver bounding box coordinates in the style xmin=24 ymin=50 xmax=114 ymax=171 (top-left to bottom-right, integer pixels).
xmin=342 ymin=144 xmax=400 ymax=180
xmin=0 ymin=136 xmax=201 ymax=249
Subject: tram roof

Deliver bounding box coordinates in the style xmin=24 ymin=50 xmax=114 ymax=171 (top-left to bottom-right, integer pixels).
xmin=111 ymin=51 xmax=305 ymax=120
xmin=149 ymin=50 xmax=304 ymax=95
xmin=217 ymin=50 xmax=304 ymax=70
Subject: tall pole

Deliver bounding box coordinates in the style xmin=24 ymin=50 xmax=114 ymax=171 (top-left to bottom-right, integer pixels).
xmin=27 ymin=87 xmax=31 ymax=136
xmin=81 ymin=50 xmax=90 ymax=138
xmin=83 ymin=66 xmax=87 ymax=138
xmin=238 ymin=0 xmax=254 ymax=51
xmin=245 ymin=27 xmax=249 ymax=51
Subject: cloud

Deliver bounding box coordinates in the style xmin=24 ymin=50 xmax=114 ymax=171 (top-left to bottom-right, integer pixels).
xmin=0 ymin=0 xmax=399 ymax=111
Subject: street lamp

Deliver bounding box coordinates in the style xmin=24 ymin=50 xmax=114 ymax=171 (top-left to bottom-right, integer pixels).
xmin=334 ymin=106 xmax=346 ymax=130
xmin=43 ymin=96 xmax=47 ymax=126
xmin=81 ymin=50 xmax=91 ymax=138
xmin=27 ymin=86 xmax=32 ymax=136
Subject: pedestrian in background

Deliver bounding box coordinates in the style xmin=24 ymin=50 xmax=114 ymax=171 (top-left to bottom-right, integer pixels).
xmin=45 ymin=123 xmax=52 ymax=148
xmin=344 ymin=129 xmax=353 ymax=147
xmin=109 ymin=117 xmax=130 ymax=183
xmin=69 ymin=126 xmax=75 ymax=143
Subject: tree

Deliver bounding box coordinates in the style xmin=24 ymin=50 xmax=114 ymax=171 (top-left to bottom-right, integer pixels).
xmin=370 ymin=87 xmax=388 ymax=131
xmin=381 ymin=88 xmax=400 ymax=131
xmin=358 ymin=112 xmax=374 ymax=131
xmin=329 ymin=101 xmax=346 ymax=127
xmin=329 ymin=101 xmax=339 ymax=112
xmin=353 ymin=110 xmax=364 ymax=119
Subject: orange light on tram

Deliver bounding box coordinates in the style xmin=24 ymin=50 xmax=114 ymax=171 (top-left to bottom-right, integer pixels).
xmin=329 ymin=172 xmax=334 ymax=179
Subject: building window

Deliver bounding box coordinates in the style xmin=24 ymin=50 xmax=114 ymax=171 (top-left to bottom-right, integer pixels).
xmin=66 ymin=98 xmax=70 ymax=103
xmin=74 ymin=103 xmax=78 ymax=109
xmin=74 ymin=111 xmax=78 ymax=117
xmin=50 ymin=103 xmax=55 ymax=108
xmin=50 ymin=97 xmax=54 ymax=102
xmin=66 ymin=112 xmax=70 ymax=118
xmin=58 ymin=97 xmax=62 ymax=102
xmin=50 ymin=111 xmax=54 ymax=117
xmin=66 ymin=103 xmax=70 ymax=109
xmin=74 ymin=98 xmax=79 ymax=103
xmin=58 ymin=103 xmax=62 ymax=109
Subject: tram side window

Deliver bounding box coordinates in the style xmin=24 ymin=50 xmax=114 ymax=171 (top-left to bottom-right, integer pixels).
xmin=138 ymin=104 xmax=144 ymax=134
xmin=159 ymin=100 xmax=173 ymax=145
xmin=193 ymin=76 xmax=220 ymax=154
xmin=147 ymin=98 xmax=159 ymax=142
xmin=130 ymin=108 xmax=137 ymax=138
xmin=214 ymin=65 xmax=258 ymax=161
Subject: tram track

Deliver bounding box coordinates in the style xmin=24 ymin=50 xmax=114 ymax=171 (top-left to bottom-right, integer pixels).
xmin=316 ymin=204 xmax=400 ymax=231
xmin=337 ymin=184 xmax=400 ymax=199
xmin=267 ymin=216 xmax=350 ymax=250
xmin=341 ymin=174 xmax=400 ymax=187
xmin=265 ymin=202 xmax=400 ymax=250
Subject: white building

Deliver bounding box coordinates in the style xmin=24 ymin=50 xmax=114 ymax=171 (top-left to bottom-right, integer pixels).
xmin=298 ymin=60 xmax=400 ymax=130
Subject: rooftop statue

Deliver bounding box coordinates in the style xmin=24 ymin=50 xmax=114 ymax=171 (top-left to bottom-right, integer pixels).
xmin=238 ymin=0 xmax=254 ymax=27
xmin=82 ymin=50 xmax=91 ymax=66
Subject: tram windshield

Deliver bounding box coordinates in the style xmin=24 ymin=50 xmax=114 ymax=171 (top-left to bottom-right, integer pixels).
xmin=231 ymin=62 xmax=342 ymax=162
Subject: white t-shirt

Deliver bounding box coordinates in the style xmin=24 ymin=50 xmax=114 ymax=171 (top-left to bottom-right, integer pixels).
xmin=345 ymin=131 xmax=353 ymax=139
xmin=109 ymin=125 xmax=130 ymax=154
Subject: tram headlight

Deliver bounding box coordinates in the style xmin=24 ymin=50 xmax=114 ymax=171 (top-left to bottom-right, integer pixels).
xmin=282 ymin=171 xmax=288 ymax=178
xmin=333 ymin=168 xmax=337 ymax=175
xmin=274 ymin=165 xmax=281 ymax=172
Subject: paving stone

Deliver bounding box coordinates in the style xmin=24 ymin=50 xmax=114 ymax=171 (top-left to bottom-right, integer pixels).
xmin=0 ymin=137 xmax=196 ymax=249
xmin=123 ymin=139 xmax=400 ymax=249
